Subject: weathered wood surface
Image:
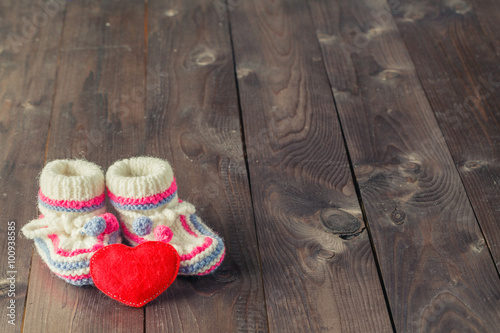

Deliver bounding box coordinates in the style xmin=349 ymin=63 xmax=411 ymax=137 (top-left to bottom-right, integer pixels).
xmin=144 ymin=0 xmax=267 ymax=331
xmin=0 ymin=0 xmax=64 ymax=332
xmin=2 ymin=0 xmax=500 ymax=331
xmin=308 ymin=0 xmax=500 ymax=331
xmin=393 ymin=0 xmax=500 ymax=268
xmin=228 ymin=0 xmax=393 ymax=332
xmin=469 ymin=0 xmax=500 ymax=55
xmin=23 ymin=0 xmax=146 ymax=332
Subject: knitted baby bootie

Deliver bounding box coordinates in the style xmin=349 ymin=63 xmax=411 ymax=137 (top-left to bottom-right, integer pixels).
xmin=106 ymin=157 xmax=225 ymax=276
xmin=22 ymin=160 xmax=121 ymax=286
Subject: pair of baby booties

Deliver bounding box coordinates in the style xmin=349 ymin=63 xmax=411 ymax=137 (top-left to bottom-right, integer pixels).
xmin=22 ymin=157 xmax=225 ymax=298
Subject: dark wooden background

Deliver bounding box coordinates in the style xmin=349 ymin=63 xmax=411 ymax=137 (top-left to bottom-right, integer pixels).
xmin=0 ymin=0 xmax=499 ymax=332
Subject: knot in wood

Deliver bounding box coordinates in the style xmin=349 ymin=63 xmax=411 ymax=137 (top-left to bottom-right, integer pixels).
xmin=165 ymin=9 xmax=178 ymax=17
xmin=464 ymin=161 xmax=484 ymax=169
xmin=403 ymin=10 xmax=425 ymax=21
xmin=320 ymin=208 xmax=361 ymax=235
xmin=316 ymin=249 xmax=335 ymax=260
xmin=213 ymin=269 xmax=239 ymax=283
xmin=377 ymin=69 xmax=401 ymax=81
xmin=180 ymin=131 xmax=205 ymax=159
xmin=196 ymin=53 xmax=216 ymax=66
xmin=317 ymin=32 xmax=336 ymax=45
xmin=237 ymin=68 xmax=255 ymax=79
xmin=401 ymin=161 xmax=421 ymax=173
xmin=391 ymin=209 xmax=406 ymax=224
xmin=355 ymin=164 xmax=374 ymax=176
xmin=471 ymin=238 xmax=486 ymax=253
xmin=448 ymin=0 xmax=471 ymax=14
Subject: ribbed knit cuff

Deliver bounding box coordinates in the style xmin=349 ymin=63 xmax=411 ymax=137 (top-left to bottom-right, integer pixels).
xmin=38 ymin=159 xmax=105 ymax=213
xmin=106 ymin=157 xmax=178 ymax=211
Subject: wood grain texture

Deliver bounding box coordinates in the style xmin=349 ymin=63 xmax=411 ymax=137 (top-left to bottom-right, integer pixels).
xmin=0 ymin=0 xmax=64 ymax=332
xmin=468 ymin=0 xmax=500 ymax=55
xmin=228 ymin=0 xmax=393 ymax=332
xmin=144 ymin=0 xmax=267 ymax=332
xmin=308 ymin=0 xmax=500 ymax=331
xmin=392 ymin=0 xmax=500 ymax=268
xmin=22 ymin=1 xmax=146 ymax=332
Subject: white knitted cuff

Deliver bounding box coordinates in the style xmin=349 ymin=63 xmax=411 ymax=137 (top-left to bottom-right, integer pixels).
xmin=106 ymin=157 xmax=177 ymax=211
xmin=38 ymin=159 xmax=105 ymax=213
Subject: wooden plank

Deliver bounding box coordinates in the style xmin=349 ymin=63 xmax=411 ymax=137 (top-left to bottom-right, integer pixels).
xmin=144 ymin=0 xmax=268 ymax=331
xmin=469 ymin=0 xmax=500 ymax=55
xmin=0 ymin=0 xmax=64 ymax=332
xmin=22 ymin=0 xmax=146 ymax=331
xmin=392 ymin=0 xmax=500 ymax=268
xmin=228 ymin=1 xmax=394 ymax=332
xmin=308 ymin=0 xmax=500 ymax=331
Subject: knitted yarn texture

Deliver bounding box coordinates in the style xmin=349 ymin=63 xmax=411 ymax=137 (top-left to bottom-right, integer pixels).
xmin=106 ymin=157 xmax=225 ymax=275
xmin=22 ymin=160 xmax=121 ymax=286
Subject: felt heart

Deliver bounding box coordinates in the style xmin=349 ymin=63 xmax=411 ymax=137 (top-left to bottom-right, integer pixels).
xmin=90 ymin=241 xmax=180 ymax=307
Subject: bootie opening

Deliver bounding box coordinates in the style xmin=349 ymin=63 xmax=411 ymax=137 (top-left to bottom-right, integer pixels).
xmin=106 ymin=157 xmax=175 ymax=199
xmin=40 ymin=159 xmax=104 ymax=203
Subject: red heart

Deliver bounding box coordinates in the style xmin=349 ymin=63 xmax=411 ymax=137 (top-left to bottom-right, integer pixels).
xmin=90 ymin=242 xmax=180 ymax=307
